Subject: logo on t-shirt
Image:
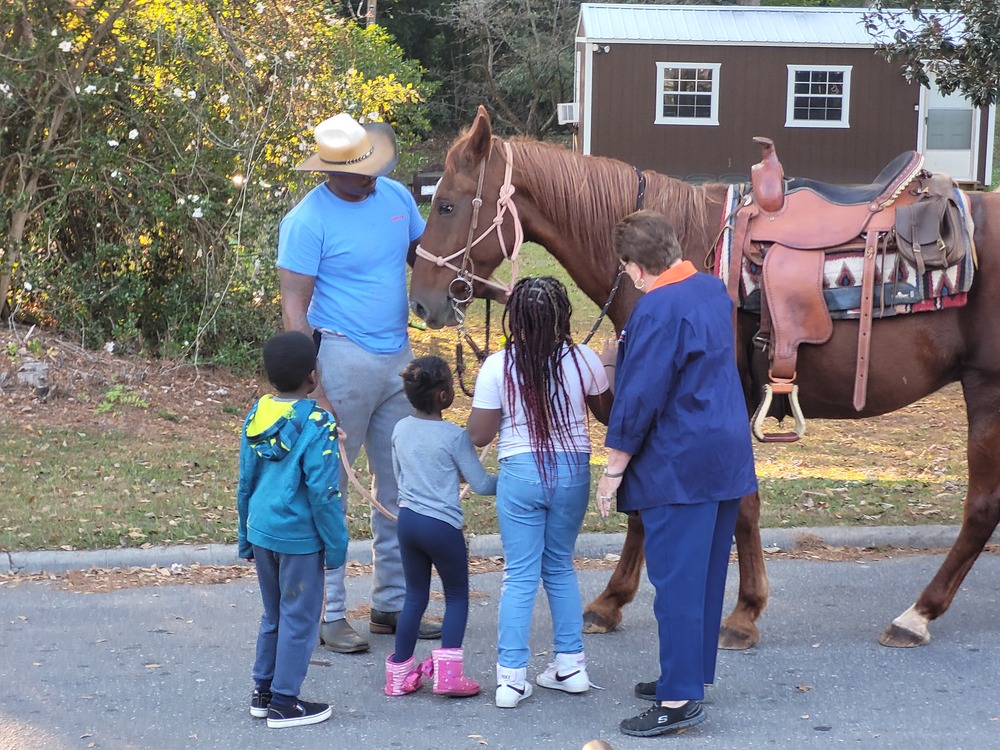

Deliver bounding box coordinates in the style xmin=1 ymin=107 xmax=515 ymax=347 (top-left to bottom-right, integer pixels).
xmin=391 ymin=214 xmax=405 ymax=222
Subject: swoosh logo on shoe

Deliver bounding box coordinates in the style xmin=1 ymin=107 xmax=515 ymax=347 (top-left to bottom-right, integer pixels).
xmin=555 ymin=670 xmax=581 ymax=682
xmin=506 ymin=685 xmax=526 ymax=695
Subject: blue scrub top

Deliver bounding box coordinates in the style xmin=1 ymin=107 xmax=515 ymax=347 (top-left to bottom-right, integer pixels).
xmin=605 ymin=269 xmax=757 ymax=511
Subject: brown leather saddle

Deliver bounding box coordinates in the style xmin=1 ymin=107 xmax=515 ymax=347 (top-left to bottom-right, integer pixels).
xmin=728 ymin=137 xmax=969 ymax=443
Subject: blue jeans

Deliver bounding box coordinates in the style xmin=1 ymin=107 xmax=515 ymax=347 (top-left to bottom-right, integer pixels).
xmin=496 ymin=452 xmax=590 ymax=669
xmin=251 ymin=546 xmax=324 ymax=700
xmin=394 ymin=508 xmax=470 ymax=661
xmin=317 ymin=331 xmax=412 ymax=621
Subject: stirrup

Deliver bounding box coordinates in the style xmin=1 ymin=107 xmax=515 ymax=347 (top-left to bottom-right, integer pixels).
xmin=752 ymin=379 xmax=806 ymax=443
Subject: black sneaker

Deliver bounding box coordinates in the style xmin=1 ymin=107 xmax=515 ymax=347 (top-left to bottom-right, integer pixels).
xmin=634 ymin=681 xmax=657 ymax=702
xmin=266 ymin=699 xmax=332 ymax=728
xmin=620 ymin=701 xmax=706 ymax=737
xmin=249 ymin=688 xmax=272 ymax=718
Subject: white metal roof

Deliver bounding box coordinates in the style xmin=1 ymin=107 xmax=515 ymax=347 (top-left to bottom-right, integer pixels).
xmin=578 ymin=4 xmax=897 ymax=47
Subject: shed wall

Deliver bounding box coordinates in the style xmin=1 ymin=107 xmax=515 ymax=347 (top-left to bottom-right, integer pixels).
xmin=586 ymin=43 xmax=920 ymax=183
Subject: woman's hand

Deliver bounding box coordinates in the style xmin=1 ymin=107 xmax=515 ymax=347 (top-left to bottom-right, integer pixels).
xmin=595 ymin=473 xmax=622 ymax=518
xmin=599 ymin=336 xmax=618 ymax=367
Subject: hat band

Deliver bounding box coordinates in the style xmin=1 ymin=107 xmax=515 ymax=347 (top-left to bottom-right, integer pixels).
xmin=323 ymin=146 xmax=375 ymax=166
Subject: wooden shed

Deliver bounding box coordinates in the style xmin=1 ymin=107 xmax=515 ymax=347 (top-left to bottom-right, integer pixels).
xmin=561 ymin=4 xmax=995 ymax=186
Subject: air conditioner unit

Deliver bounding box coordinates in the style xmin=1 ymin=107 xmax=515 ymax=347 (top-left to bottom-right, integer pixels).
xmin=557 ymin=102 xmax=578 ymax=125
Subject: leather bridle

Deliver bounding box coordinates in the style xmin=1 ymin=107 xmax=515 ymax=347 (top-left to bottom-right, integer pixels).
xmin=413 ymin=137 xmax=524 ymax=318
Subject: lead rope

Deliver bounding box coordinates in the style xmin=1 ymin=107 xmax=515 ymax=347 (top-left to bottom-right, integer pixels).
xmin=581 ymin=166 xmax=646 ymax=345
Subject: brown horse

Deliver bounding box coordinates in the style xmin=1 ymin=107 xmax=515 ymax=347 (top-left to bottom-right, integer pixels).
xmin=409 ymin=106 xmax=1000 ymax=649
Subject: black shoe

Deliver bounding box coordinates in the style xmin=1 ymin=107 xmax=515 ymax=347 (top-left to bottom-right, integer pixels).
xmin=634 ymin=680 xmax=656 ymax=702
xmin=369 ymin=609 xmax=442 ymax=639
xmin=266 ymin=699 xmax=332 ymax=728
xmin=249 ymin=688 xmax=272 ymax=718
xmin=620 ymin=701 xmax=706 ymax=737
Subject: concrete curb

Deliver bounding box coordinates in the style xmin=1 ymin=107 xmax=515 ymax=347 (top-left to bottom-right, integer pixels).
xmin=5 ymin=525 xmax=998 ymax=576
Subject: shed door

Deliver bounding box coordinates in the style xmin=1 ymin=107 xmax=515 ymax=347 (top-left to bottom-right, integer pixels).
xmin=918 ymin=81 xmax=979 ymax=181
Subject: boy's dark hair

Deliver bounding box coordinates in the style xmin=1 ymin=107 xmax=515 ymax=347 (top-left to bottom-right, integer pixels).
xmin=400 ymin=355 xmax=452 ymax=414
xmin=263 ymin=332 xmax=316 ymax=393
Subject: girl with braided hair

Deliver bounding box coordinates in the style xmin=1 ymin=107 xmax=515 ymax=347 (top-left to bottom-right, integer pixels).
xmin=468 ymin=276 xmax=614 ymax=708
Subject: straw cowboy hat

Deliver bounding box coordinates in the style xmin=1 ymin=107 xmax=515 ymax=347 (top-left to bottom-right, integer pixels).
xmin=294 ymin=113 xmax=398 ymax=176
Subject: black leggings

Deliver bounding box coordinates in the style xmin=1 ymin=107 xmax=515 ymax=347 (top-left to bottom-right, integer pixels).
xmin=393 ymin=507 xmax=470 ymax=661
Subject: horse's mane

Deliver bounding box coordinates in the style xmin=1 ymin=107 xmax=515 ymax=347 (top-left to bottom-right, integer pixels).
xmin=504 ymin=138 xmax=722 ymax=266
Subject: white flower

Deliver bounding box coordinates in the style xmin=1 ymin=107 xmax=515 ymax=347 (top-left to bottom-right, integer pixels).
xmin=284 ymin=50 xmax=295 ymax=60
xmin=51 ymin=29 xmax=58 ymax=37
xmin=58 ymin=40 xmax=72 ymax=52
xmin=255 ymin=52 xmax=266 ymax=62
xmin=23 ymin=282 xmax=33 ymax=291
xmin=172 ymin=87 xmax=183 ymax=98
xmin=84 ymin=84 xmax=97 ymax=94
xmin=107 ymin=139 xmax=119 ymax=147
xmin=128 ymin=129 xmax=138 ymax=140
xmin=0 ymin=82 xmax=11 ymax=99
xmin=110 ymin=169 xmax=120 ymax=178
xmin=103 ymin=342 xmax=115 ymax=354
xmin=114 ymin=66 xmax=124 ymax=73
xmin=187 ymin=90 xmax=196 ymax=99
xmin=219 ymin=94 xmax=230 ymax=105
xmin=244 ymin=59 xmax=254 ymax=68
xmin=192 ymin=207 xmax=204 ymax=219
xmin=255 ymin=2 xmax=264 ymax=12
xmin=176 ymin=197 xmax=186 ymax=205
xmin=187 ymin=194 xmax=200 ymax=203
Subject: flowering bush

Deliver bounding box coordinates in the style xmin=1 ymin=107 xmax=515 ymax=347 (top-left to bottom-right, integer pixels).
xmin=1 ymin=1 xmax=433 ymax=367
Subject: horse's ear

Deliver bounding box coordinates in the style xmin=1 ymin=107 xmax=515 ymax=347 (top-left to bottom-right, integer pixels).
xmin=463 ymin=105 xmax=493 ymax=164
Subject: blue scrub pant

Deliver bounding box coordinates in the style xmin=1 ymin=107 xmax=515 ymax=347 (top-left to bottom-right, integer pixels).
xmin=393 ymin=508 xmax=470 ymax=661
xmin=496 ymin=452 xmax=590 ymax=669
xmin=251 ymin=546 xmax=324 ymax=700
xmin=316 ymin=331 xmax=412 ymax=621
xmin=640 ymin=498 xmax=740 ymax=701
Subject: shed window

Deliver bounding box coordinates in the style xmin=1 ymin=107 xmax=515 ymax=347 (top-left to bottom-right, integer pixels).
xmin=655 ymin=63 xmax=720 ymax=126
xmin=786 ymin=66 xmax=852 ymax=128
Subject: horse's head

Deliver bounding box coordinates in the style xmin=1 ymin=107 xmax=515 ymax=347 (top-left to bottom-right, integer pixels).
xmin=410 ymin=106 xmax=521 ymax=329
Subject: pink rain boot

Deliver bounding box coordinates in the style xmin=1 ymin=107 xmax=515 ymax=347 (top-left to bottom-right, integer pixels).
xmin=384 ymin=654 xmax=429 ymax=696
xmin=432 ymin=647 xmax=480 ymax=697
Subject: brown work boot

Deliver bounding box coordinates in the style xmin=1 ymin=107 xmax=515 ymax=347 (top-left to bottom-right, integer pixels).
xmin=369 ymin=609 xmax=442 ymax=639
xmin=319 ymin=618 xmax=369 ymax=653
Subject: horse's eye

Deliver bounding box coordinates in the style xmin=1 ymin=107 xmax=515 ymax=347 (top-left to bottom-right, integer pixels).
xmin=437 ymin=202 xmax=454 ymax=216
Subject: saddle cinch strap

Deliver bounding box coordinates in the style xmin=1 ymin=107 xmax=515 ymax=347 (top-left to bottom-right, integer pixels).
xmin=734 ymin=138 xmax=970 ymax=443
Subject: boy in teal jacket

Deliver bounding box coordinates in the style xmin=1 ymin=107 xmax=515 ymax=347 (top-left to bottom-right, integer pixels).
xmin=237 ymin=331 xmax=348 ymax=728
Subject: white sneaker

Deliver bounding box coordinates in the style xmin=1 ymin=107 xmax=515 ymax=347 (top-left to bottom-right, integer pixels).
xmin=495 ymin=665 xmax=533 ymax=708
xmin=536 ymin=651 xmax=590 ymax=694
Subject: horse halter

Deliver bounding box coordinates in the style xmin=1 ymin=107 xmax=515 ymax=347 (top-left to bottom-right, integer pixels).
xmin=414 ymin=138 xmax=524 ymax=317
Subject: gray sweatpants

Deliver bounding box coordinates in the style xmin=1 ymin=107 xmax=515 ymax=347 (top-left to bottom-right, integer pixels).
xmin=316 ymin=330 xmax=412 ymax=621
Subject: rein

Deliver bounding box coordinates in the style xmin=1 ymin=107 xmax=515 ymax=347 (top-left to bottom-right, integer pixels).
xmin=581 ymin=166 xmax=647 ymax=345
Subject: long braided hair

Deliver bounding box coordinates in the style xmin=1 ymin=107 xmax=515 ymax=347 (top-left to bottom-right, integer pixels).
xmin=502 ymin=276 xmax=588 ymax=484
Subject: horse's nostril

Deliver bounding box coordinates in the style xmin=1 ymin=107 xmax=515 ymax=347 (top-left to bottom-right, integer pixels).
xmin=410 ymin=300 xmax=427 ymax=320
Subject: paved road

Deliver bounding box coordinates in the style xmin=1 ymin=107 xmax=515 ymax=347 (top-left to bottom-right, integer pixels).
xmin=2 ymin=534 xmax=999 ymax=750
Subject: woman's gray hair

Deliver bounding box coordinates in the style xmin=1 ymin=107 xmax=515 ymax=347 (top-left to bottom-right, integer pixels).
xmin=611 ymin=210 xmax=682 ymax=275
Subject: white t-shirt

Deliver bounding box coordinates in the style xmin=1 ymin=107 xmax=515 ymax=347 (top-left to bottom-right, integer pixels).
xmin=471 ymin=344 xmax=610 ymax=460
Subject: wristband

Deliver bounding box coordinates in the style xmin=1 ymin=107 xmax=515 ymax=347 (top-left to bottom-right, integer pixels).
xmin=603 ymin=364 xmax=615 ymax=368
xmin=603 ymin=469 xmax=624 ymax=478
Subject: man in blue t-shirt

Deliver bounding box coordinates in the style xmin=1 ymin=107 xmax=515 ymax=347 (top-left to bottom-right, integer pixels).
xmin=278 ymin=113 xmax=439 ymax=653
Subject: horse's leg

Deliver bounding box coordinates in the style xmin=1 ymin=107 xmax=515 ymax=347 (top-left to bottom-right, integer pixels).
xmin=583 ymin=514 xmax=645 ymax=633
xmin=880 ymin=379 xmax=1000 ymax=647
xmin=718 ymin=490 xmax=769 ymax=650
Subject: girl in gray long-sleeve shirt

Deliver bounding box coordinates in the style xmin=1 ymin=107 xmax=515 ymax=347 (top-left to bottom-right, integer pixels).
xmin=384 ymin=356 xmax=497 ymax=698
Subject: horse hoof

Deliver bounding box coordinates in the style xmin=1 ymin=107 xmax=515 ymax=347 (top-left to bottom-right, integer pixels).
xmin=582 ymin=611 xmax=620 ymax=634
xmin=878 ymin=622 xmax=930 ymax=648
xmin=718 ymin=624 xmax=758 ymax=651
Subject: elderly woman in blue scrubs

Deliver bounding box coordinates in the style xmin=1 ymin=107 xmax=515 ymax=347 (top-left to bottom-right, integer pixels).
xmin=595 ymin=210 xmax=757 ymax=738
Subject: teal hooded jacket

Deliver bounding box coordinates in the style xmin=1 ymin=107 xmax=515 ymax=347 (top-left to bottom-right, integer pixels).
xmin=237 ymin=395 xmax=348 ymax=569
